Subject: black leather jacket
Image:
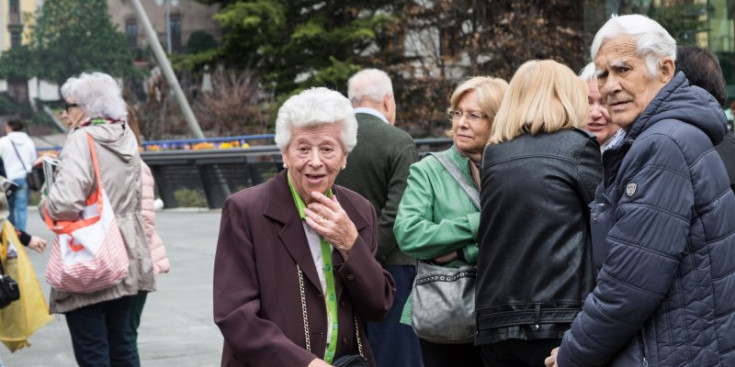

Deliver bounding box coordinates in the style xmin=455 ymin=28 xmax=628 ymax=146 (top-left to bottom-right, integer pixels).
xmin=475 ymin=128 xmax=602 ymax=345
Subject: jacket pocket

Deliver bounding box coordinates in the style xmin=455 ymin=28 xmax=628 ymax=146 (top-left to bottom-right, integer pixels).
xmin=608 ymin=332 xmax=648 ymax=367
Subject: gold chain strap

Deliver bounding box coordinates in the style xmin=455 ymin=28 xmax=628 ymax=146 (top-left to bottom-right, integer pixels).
xmin=297 ymin=265 xmax=312 ymax=353
xmin=296 ymin=265 xmax=364 ymax=358
xmin=354 ymin=315 xmax=364 ymax=357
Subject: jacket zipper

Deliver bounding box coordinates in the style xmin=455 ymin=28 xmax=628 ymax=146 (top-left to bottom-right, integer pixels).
xmin=637 ymin=330 xmax=649 ymax=367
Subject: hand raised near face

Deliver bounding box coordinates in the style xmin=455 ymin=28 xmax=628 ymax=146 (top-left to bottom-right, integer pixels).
xmin=544 ymin=347 xmax=559 ymax=367
xmin=304 ymin=191 xmax=358 ymax=260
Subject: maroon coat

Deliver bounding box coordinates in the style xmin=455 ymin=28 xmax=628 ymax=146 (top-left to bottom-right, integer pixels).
xmin=214 ymin=171 xmax=396 ymax=367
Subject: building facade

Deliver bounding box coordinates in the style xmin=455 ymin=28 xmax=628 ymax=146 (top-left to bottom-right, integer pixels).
xmin=107 ymin=0 xmax=220 ymax=55
xmin=0 ymin=0 xmax=41 ymax=54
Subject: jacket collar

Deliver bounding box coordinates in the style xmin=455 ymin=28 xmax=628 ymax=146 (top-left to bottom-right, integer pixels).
xmin=262 ymin=170 xmax=369 ymax=290
xmin=625 ymin=71 xmax=726 ymax=145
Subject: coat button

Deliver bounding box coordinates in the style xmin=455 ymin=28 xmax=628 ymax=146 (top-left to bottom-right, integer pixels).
xmin=532 ymin=324 xmax=540 ymax=331
xmin=340 ymin=300 xmax=346 ymax=307
xmin=343 ymin=337 xmax=348 ymax=344
xmin=346 ymin=274 xmax=355 ymax=281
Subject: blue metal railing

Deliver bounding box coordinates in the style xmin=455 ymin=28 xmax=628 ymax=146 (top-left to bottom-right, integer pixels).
xmin=140 ymin=134 xmax=276 ymax=151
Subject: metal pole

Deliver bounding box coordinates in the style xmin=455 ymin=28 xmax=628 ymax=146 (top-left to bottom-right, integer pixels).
xmin=130 ymin=0 xmax=205 ymax=139
xmin=0 ymin=0 xmax=5 ymax=56
xmin=165 ymin=0 xmax=171 ymax=54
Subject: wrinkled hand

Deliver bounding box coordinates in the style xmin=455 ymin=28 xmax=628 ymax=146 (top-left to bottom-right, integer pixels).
xmin=545 ymin=347 xmax=559 ymax=367
xmin=28 ymin=236 xmax=47 ymax=253
xmin=304 ymin=191 xmax=358 ymax=260
xmin=434 ymin=250 xmax=458 ymax=264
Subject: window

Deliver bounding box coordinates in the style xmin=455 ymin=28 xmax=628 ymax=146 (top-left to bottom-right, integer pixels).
xmin=126 ymin=20 xmax=138 ymax=49
xmin=388 ymin=31 xmax=405 ymax=56
xmin=9 ymin=0 xmax=19 ymax=15
xmin=169 ymin=14 xmax=182 ymax=53
xmin=9 ymin=0 xmax=20 ymax=25
xmin=10 ymin=31 xmax=21 ymax=48
xmin=440 ymin=27 xmax=459 ymax=58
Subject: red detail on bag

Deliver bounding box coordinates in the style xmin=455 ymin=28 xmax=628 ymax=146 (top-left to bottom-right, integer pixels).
xmin=68 ymin=239 xmax=84 ymax=253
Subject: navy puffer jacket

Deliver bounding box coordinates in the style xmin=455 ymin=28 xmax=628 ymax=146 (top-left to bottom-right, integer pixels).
xmin=557 ymin=72 xmax=735 ymax=367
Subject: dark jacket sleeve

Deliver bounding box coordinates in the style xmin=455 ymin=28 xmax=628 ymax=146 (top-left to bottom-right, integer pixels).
xmin=557 ymin=135 xmax=693 ymax=367
xmin=377 ymin=141 xmax=418 ymax=259
xmin=17 ymin=229 xmax=31 ymax=246
xmin=576 ymin=137 xmax=603 ymax=209
xmin=213 ymin=197 xmax=316 ymax=367
xmin=339 ymin=202 xmax=396 ymax=321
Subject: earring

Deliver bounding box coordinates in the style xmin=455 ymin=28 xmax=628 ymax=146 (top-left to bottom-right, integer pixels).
xmin=341 ymin=164 xmax=347 ymax=170
xmin=283 ymin=163 xmax=288 ymax=168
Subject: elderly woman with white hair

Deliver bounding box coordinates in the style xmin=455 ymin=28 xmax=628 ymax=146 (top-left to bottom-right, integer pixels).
xmin=579 ymin=62 xmax=623 ymax=152
xmin=43 ymin=71 xmax=155 ymax=366
xmin=213 ymin=87 xmax=396 ymax=367
xmin=546 ymin=14 xmax=735 ymax=367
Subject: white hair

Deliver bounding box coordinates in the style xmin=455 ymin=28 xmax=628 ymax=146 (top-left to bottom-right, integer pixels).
xmin=60 ymin=72 xmax=127 ymax=121
xmin=591 ymin=14 xmax=676 ymax=77
xmin=579 ymin=62 xmax=596 ymax=82
xmin=275 ymin=87 xmax=358 ymax=153
xmin=347 ymin=68 xmax=393 ymax=105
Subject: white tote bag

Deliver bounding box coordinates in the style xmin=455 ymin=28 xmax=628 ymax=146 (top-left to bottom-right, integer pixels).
xmin=44 ymin=134 xmax=129 ymax=293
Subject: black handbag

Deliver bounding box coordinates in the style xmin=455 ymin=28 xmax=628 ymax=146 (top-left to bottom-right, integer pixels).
xmin=0 ymin=257 xmax=20 ymax=309
xmin=10 ymin=140 xmax=42 ymax=191
xmin=333 ymin=354 xmax=369 ymax=367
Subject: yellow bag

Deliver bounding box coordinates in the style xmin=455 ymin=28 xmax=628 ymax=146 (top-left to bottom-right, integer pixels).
xmin=0 ymin=220 xmax=53 ymax=352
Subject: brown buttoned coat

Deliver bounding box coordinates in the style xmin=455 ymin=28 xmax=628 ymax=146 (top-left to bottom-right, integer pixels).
xmin=213 ymin=171 xmax=396 ymax=367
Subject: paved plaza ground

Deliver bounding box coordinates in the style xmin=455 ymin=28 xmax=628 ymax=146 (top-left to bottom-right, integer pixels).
xmin=2 ymin=209 xmax=225 ymax=367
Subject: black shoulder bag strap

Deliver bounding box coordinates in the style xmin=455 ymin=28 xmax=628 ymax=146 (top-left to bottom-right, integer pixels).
xmin=10 ymin=140 xmax=29 ymax=174
xmin=428 ymin=152 xmax=480 ymax=210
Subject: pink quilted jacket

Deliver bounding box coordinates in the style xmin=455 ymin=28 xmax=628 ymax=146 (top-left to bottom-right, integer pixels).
xmin=141 ymin=162 xmax=170 ymax=274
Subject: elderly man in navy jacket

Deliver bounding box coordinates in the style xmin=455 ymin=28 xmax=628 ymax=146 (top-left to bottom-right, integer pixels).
xmin=546 ymin=14 xmax=735 ymax=367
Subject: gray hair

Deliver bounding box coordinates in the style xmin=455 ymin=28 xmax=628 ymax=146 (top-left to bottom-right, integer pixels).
xmin=60 ymin=72 xmax=127 ymax=121
xmin=275 ymin=87 xmax=358 ymax=153
xmin=591 ymin=14 xmax=676 ymax=77
xmin=579 ymin=62 xmax=596 ymax=82
xmin=347 ymin=68 xmax=393 ymax=105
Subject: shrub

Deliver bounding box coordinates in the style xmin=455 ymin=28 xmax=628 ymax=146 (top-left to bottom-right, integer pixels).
xmin=173 ymin=188 xmax=208 ymax=208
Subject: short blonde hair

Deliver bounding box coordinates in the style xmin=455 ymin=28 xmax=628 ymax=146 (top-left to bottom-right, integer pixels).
xmin=447 ymin=76 xmax=508 ymax=137
xmin=489 ymin=60 xmax=589 ymax=144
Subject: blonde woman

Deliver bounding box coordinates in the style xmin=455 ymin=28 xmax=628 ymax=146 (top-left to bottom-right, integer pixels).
xmin=474 ymin=60 xmax=602 ymax=367
xmin=394 ymin=76 xmax=507 ymax=367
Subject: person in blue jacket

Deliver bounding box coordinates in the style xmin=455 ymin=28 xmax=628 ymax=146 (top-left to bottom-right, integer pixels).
xmin=546 ymin=14 xmax=735 ymax=367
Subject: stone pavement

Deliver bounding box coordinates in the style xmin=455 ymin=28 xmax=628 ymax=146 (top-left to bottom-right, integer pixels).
xmin=1 ymin=209 xmax=225 ymax=367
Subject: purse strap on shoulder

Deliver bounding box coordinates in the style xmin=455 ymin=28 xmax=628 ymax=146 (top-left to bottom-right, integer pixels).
xmin=297 ymin=265 xmax=364 ymax=357
xmin=428 ymin=152 xmax=480 ymax=209
xmin=9 ymin=140 xmax=29 ymax=173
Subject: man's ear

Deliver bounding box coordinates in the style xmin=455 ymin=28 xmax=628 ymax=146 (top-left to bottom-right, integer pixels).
xmin=382 ymin=93 xmax=392 ymax=111
xmin=659 ymin=57 xmax=675 ymax=83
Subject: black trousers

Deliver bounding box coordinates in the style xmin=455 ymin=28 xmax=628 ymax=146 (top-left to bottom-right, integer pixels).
xmin=420 ymin=339 xmax=484 ymax=367
xmin=65 ymin=295 xmax=140 ymax=367
xmin=480 ymin=339 xmax=561 ymax=367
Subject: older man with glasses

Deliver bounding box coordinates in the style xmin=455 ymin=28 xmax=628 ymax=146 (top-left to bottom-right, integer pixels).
xmin=546 ymin=14 xmax=735 ymax=367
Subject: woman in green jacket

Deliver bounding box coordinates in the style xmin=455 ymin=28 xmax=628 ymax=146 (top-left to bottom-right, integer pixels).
xmin=394 ymin=76 xmax=507 ymax=367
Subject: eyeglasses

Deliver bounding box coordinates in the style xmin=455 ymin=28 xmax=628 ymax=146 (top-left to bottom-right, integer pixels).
xmin=447 ymin=109 xmax=487 ymax=122
xmin=65 ymin=102 xmax=79 ymax=112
